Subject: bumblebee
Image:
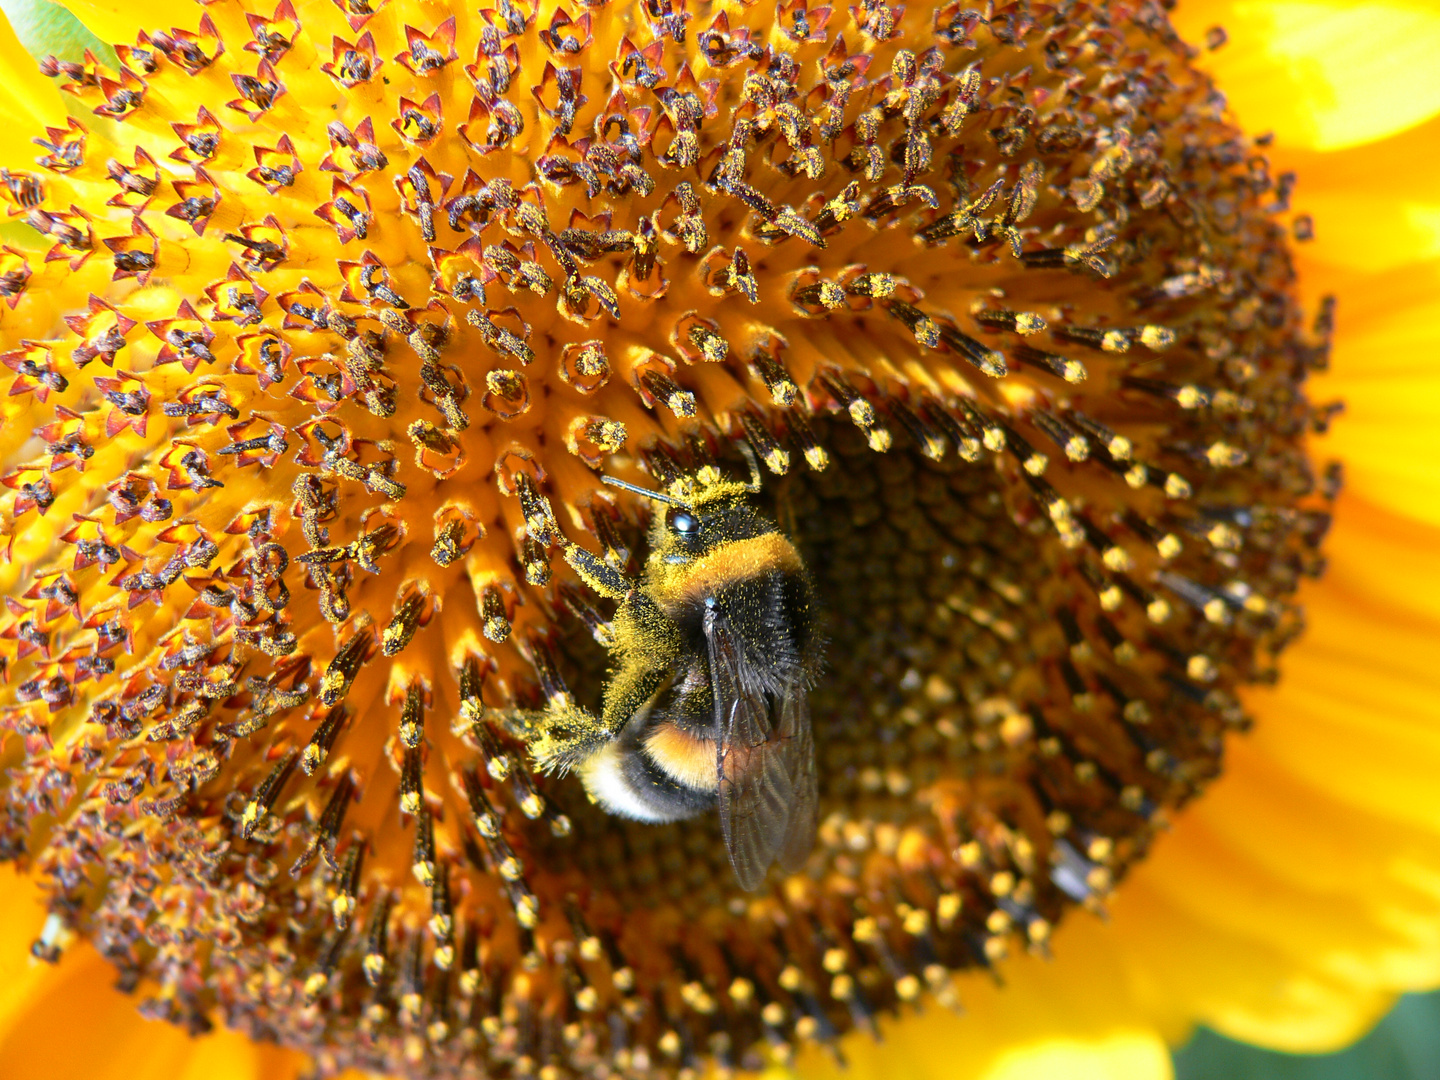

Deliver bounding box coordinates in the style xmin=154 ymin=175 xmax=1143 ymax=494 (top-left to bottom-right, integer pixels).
xmin=526 ymin=453 xmax=822 ymax=891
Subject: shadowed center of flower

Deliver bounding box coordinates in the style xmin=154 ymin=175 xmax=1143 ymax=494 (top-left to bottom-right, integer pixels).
xmin=0 ymin=0 xmax=1334 ymax=1075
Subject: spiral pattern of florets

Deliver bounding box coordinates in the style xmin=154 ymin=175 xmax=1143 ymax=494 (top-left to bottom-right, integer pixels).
xmin=0 ymin=1 xmax=1332 ymax=1076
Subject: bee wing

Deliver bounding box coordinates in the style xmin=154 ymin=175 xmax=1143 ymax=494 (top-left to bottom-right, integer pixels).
xmin=706 ymin=605 xmax=817 ymax=891
xmin=775 ymin=684 xmax=818 ymax=876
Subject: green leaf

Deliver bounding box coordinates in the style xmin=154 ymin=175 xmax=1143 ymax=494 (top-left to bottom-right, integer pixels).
xmin=0 ymin=0 xmax=114 ymax=65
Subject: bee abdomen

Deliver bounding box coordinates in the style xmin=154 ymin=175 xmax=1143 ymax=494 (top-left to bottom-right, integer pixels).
xmin=579 ymin=737 xmax=715 ymax=823
xmin=643 ymin=723 xmax=718 ymax=791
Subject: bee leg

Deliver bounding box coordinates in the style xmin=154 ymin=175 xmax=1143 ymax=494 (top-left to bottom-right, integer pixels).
xmin=486 ymin=707 xmax=545 ymax=742
xmin=525 ymin=701 xmax=609 ymax=775
xmin=527 ymin=662 xmax=666 ymax=776
xmin=563 ymin=543 xmax=633 ymax=601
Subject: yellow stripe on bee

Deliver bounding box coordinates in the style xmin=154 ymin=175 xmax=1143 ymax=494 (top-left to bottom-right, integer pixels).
xmin=649 ymin=532 xmax=803 ymax=613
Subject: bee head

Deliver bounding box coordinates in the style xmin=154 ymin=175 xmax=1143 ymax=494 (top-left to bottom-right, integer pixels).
xmin=601 ymin=446 xmax=775 ymax=566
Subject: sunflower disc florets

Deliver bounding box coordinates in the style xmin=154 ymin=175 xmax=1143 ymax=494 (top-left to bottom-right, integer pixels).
xmin=0 ymin=1 xmax=1332 ymax=1076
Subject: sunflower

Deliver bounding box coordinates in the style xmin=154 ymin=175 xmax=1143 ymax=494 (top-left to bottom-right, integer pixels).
xmin=0 ymin=1 xmax=1437 ymax=1079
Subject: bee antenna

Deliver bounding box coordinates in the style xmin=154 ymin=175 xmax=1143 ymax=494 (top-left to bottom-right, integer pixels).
xmin=734 ymin=440 xmax=763 ymax=493
xmin=601 ymin=474 xmax=689 ymax=507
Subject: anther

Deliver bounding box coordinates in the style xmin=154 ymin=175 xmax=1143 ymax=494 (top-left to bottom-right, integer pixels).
xmin=363 ymin=892 xmax=393 ymax=987
xmin=1077 ymin=516 xmax=1132 ymax=572
xmin=431 ymin=519 xmax=465 ymax=566
xmin=522 ymin=536 xmax=551 ymax=586
xmin=560 ymin=584 xmax=616 ymax=648
xmin=885 ymin=300 xmax=941 ymax=349
xmin=1138 ymin=325 xmax=1175 ymax=350
xmin=1031 ymin=413 xmax=1090 ymax=461
xmin=955 ymin=399 xmax=1005 ymax=454
xmin=1154 ymin=570 xmax=1231 ymax=625
xmin=1154 ymin=468 xmax=1193 ymax=499
xmin=785 ymin=409 xmax=830 ymax=471
xmin=471 ymin=710 xmax=516 ymax=783
xmin=509 ymin=768 xmax=548 ymax=821
xmin=749 ymin=350 xmax=799 ymax=407
xmin=936 ymin=322 xmax=1007 ymax=377
xmin=462 ymin=769 xmax=504 ymax=839
xmin=430 ymin=864 xmax=455 ymax=969
xmin=1053 ymin=324 xmax=1131 ymax=353
xmin=399 ymin=745 xmax=425 ymax=817
xmin=413 ymin=806 xmax=437 ymax=887
xmin=480 ymin=586 xmax=511 ymax=643
xmin=1121 ymin=511 xmax=1182 ymax=560
xmin=792 ymin=280 xmax=848 ymax=311
xmin=467 ymin=309 xmax=535 ymax=365
xmin=1078 ymin=562 xmax=1124 ymax=612
xmin=1091 ymin=613 xmax=1137 ymax=664
xmin=637 ymin=370 xmax=697 ymax=418
xmin=515 ymin=473 xmax=561 ymax=547
xmin=686 ymin=323 xmax=730 ymax=363
xmin=332 ymin=842 xmax=363 ymax=929
xmin=1123 ymin=376 xmax=1212 ymax=410
xmin=383 ymin=591 xmax=427 ymax=656
xmin=290 ymin=773 xmax=354 ymax=877
xmin=974 ymin=309 xmax=1046 ymax=335
xmin=321 ymin=624 xmax=373 ymax=706
xmin=918 ymin=178 xmax=1004 ymax=243
xmin=456 ymin=921 xmax=483 ymax=998
xmin=239 ymin=748 xmax=299 ymax=840
xmin=399 ymin=683 xmax=425 ymax=748
xmin=1070 ymin=413 xmax=1132 ymax=460
xmin=813 ymin=181 xmax=861 ymax=233
xmin=738 ymin=411 xmax=790 ymax=474
xmin=304 ymin=926 xmax=349 ymax=1003
xmin=924 ymin=397 xmax=983 ymax=462
xmin=715 ymin=247 xmax=758 ymax=303
xmin=885 ymin=398 xmax=947 ymax=460
xmin=819 ymin=371 xmax=891 ymax=451
xmin=1013 ymin=343 xmax=1087 ymax=383
xmin=1115 ymin=574 xmax=1171 ymax=624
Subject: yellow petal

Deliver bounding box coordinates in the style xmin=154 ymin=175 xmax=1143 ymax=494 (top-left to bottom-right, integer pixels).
xmin=1169 ymin=22 xmax=1440 ymax=528
xmin=1144 ymin=755 xmax=1440 ymax=992
xmin=980 ymin=1031 xmax=1173 ymax=1080
xmin=170 ymin=1032 xmax=304 ymax=1080
xmin=1174 ymin=0 xmax=1440 ymax=151
xmin=1111 ymin=873 xmax=1397 ymax=1052
xmin=0 ymin=869 xmax=311 ymax=1080
xmin=1107 ymin=497 xmax=1440 ymax=1053
xmin=0 ymin=868 xmax=58 ymax=1043
xmin=1307 ymin=259 xmax=1440 ymax=529
xmin=1270 ymin=115 xmax=1440 ymax=274
xmin=0 ymin=7 xmax=67 ymax=162
xmin=1309 ymin=496 xmax=1440 ymax=628
xmin=1242 ymin=504 xmax=1440 ymax=831
xmin=1 ymin=946 xmax=216 ymax=1080
xmin=796 ymin=917 xmax=1174 ymax=1080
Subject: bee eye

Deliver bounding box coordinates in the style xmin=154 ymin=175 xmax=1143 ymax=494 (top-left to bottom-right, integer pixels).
xmin=666 ymin=508 xmax=699 ymax=536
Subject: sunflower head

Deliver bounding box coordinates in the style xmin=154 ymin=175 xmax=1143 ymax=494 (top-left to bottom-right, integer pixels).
xmin=0 ymin=0 xmax=1330 ymax=1075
